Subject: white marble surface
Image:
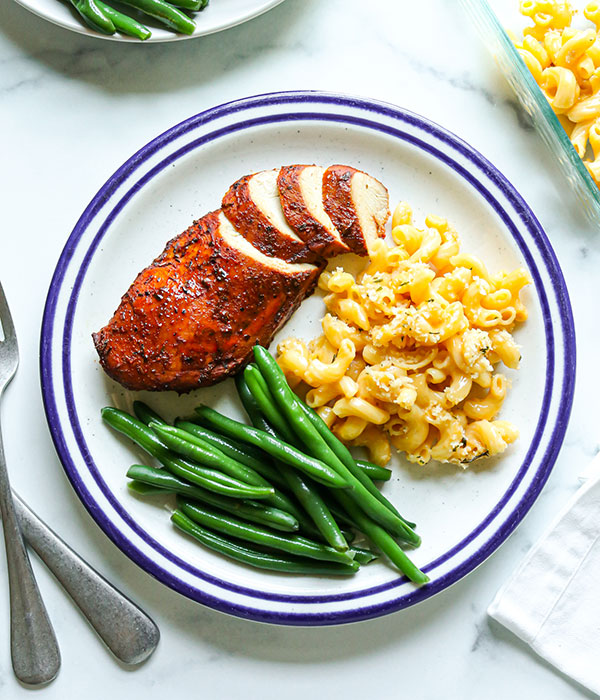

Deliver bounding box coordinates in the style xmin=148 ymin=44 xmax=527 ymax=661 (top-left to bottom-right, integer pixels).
xmin=0 ymin=0 xmax=597 ymax=696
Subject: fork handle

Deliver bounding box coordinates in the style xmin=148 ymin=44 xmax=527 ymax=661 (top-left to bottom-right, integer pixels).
xmin=0 ymin=433 xmax=60 ymax=685
xmin=13 ymin=495 xmax=160 ymax=665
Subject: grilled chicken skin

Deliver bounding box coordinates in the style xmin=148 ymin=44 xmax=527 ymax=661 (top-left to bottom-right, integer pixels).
xmin=92 ymin=210 xmax=321 ymax=392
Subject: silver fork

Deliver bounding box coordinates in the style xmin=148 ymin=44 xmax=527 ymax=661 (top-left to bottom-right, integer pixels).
xmin=0 ymin=281 xmax=61 ymax=685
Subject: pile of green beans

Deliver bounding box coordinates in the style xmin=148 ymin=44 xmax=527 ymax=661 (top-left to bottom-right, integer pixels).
xmin=66 ymin=0 xmax=208 ymax=40
xmin=102 ymin=404 xmax=359 ymax=574
xmin=101 ymin=349 xmax=428 ymax=584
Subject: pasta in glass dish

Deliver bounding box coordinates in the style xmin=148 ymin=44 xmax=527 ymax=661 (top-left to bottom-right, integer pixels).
xmin=276 ymin=203 xmax=530 ymax=467
xmin=511 ymin=0 xmax=600 ymax=184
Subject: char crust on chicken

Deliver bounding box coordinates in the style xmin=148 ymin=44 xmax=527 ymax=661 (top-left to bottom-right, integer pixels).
xmin=322 ymin=165 xmax=390 ymax=256
xmin=222 ymin=170 xmax=317 ymax=264
xmin=93 ymin=164 xmax=389 ymax=392
xmin=278 ymin=165 xmax=351 ymax=258
xmin=93 ymin=211 xmax=322 ymax=392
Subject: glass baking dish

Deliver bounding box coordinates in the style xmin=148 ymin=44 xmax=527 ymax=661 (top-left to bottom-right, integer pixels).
xmin=460 ymin=0 xmax=600 ymax=224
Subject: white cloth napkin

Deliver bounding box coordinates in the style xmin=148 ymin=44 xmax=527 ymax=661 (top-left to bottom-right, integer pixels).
xmin=488 ymin=456 xmax=600 ymax=696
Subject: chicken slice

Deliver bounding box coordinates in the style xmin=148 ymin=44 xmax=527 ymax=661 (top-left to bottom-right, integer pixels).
xmin=222 ymin=169 xmax=318 ymax=264
xmin=92 ymin=210 xmax=321 ymax=392
xmin=278 ymin=165 xmax=351 ymax=258
xmin=322 ymin=165 xmax=390 ymax=255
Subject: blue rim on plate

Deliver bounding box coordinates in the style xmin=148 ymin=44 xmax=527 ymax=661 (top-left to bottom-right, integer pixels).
xmin=40 ymin=91 xmax=576 ymax=625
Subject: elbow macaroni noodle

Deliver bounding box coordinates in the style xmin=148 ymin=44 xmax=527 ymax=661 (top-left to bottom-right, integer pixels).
xmin=513 ymin=1 xmax=600 ymax=186
xmin=277 ymin=203 xmax=530 ymax=467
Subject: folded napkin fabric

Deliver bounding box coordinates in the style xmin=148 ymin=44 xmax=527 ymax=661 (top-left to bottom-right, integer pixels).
xmin=488 ymin=466 xmax=600 ymax=696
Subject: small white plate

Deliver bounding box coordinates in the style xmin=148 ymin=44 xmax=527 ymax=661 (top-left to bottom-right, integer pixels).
xmin=13 ymin=0 xmax=285 ymax=42
xmin=41 ymin=91 xmax=575 ymax=625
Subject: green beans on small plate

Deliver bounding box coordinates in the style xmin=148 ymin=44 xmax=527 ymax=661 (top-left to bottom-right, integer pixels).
xmin=65 ymin=0 xmax=209 ymax=40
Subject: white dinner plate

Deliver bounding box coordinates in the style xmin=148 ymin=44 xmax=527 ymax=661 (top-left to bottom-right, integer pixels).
xmin=40 ymin=91 xmax=575 ymax=625
xmin=13 ymin=0 xmax=285 ymax=42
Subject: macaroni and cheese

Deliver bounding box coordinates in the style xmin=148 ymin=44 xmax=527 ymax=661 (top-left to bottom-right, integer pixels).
xmin=276 ymin=203 xmax=530 ymax=467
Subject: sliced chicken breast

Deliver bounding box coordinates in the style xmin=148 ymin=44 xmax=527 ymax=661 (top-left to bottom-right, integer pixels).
xmin=222 ymin=169 xmax=317 ymax=264
xmin=278 ymin=165 xmax=351 ymax=258
xmin=322 ymin=165 xmax=390 ymax=256
xmin=92 ymin=210 xmax=321 ymax=392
